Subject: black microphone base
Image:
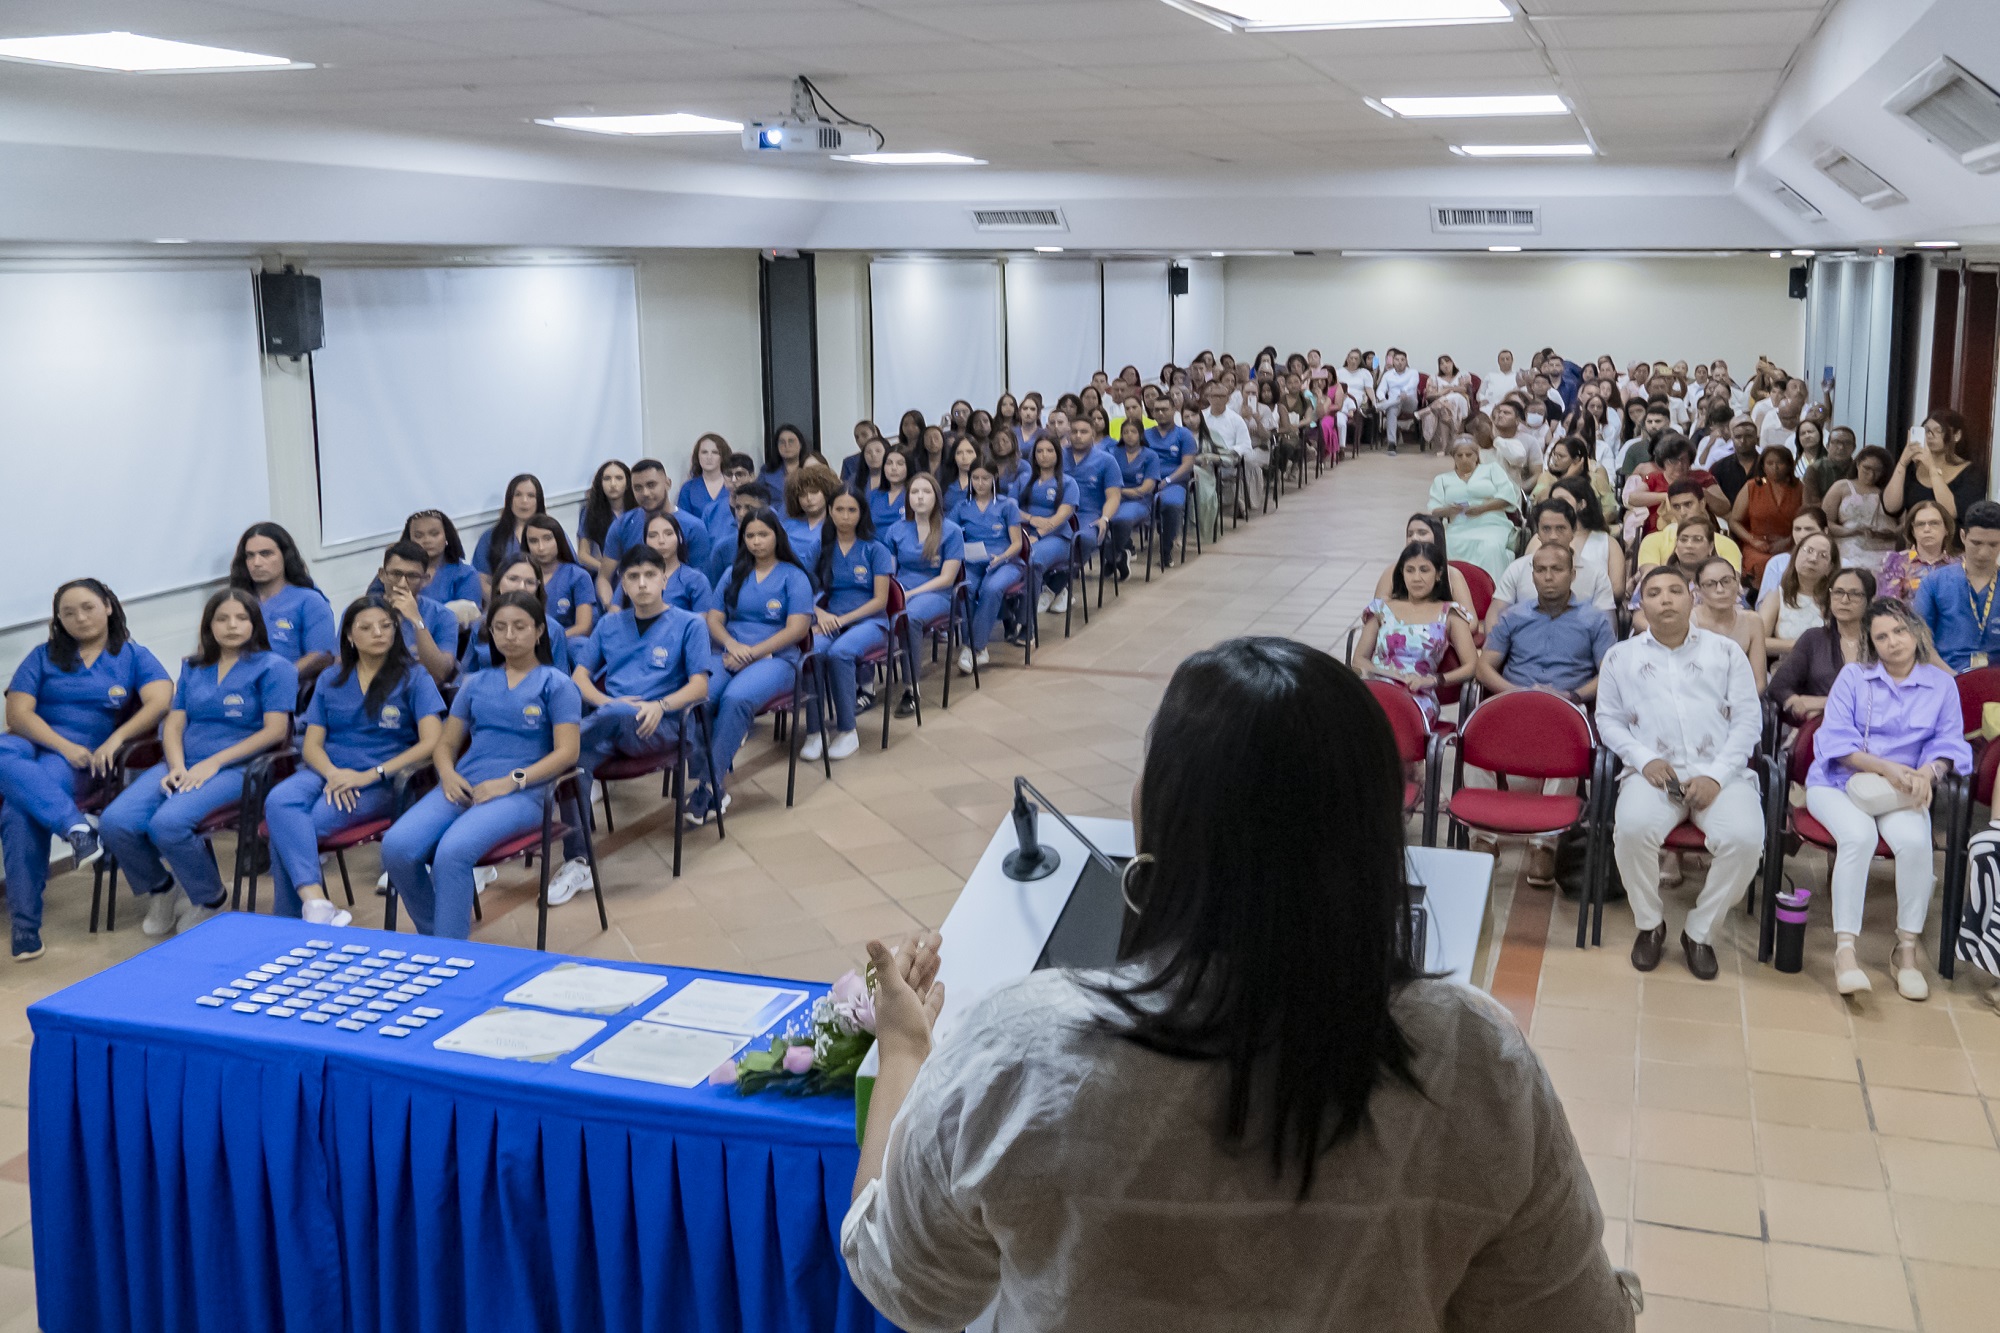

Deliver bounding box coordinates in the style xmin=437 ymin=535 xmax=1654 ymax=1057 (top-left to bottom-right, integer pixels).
xmin=1002 ymin=845 xmax=1061 ymax=881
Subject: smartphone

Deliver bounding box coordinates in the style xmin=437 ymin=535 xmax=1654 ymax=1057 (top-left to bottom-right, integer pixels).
xmin=1664 ymin=775 xmax=1686 ymax=803
xmin=1908 ymin=425 xmax=1927 ymax=449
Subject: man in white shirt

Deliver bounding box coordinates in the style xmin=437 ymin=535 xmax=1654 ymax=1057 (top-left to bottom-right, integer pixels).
xmin=1488 ymin=400 xmax=1541 ymax=493
xmin=1371 ymin=349 xmax=1419 ymax=456
xmin=1595 ymin=567 xmax=1765 ymax=980
xmin=1203 ymin=380 xmax=1264 ymax=510
xmin=1760 ymin=392 xmax=1802 ymax=454
xmin=1479 ymin=349 xmax=1522 ymax=412
xmin=1483 ymin=501 xmax=1617 ymax=627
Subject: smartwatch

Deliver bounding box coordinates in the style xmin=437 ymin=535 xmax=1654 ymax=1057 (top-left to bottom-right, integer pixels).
xmin=510 ymin=769 xmax=529 ymax=790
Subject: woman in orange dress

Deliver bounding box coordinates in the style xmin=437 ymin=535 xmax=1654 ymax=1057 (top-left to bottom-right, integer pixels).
xmin=1730 ymin=446 xmax=1805 ymax=584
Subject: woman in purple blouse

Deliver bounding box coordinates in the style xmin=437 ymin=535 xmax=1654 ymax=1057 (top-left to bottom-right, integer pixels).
xmin=1803 ymin=598 xmax=1972 ymax=1001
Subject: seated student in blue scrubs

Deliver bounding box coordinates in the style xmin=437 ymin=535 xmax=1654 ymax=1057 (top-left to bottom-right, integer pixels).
xmin=704 ymin=480 xmax=773 ymax=587
xmin=801 ymin=490 xmax=893 ymax=764
xmin=939 ymin=435 xmax=984 ymax=514
xmin=1143 ymin=410 xmax=1200 ymax=566
xmin=783 ymin=466 xmax=842 ymax=579
xmin=988 ymin=423 xmax=1030 ymax=500
xmin=618 ymin=511 xmax=714 ymax=615
xmin=457 ymin=558 xmax=573 ymax=677
xmin=381 ymin=592 xmax=580 ymax=938
xmin=690 ymin=511 xmax=816 ymax=824
xmin=554 ymin=547 xmax=714 ymax=903
xmin=600 ymin=459 xmax=713 ymax=608
xmin=263 ymin=597 xmax=445 ymax=926
xmin=99 ymin=589 xmax=296 ymax=939
xmin=1063 ymin=416 xmax=1125 ymax=590
xmin=763 ymin=423 xmax=821 ymax=499
xmin=1021 ymin=436 xmax=1080 ymax=617
xmin=677 ymin=434 xmax=732 ymax=526
xmin=915 ymin=423 xmax=949 ymax=479
xmin=574 ymin=459 xmax=632 ymax=587
xmin=229 ymin=522 xmax=336 ymax=688
xmin=840 ymin=421 xmax=882 ymax=487
xmin=397 ymin=510 xmax=484 ymax=608
xmin=1109 ymin=417 xmax=1163 ymax=581
xmin=470 ymin=473 xmax=546 ymax=601
xmin=885 ymin=473 xmax=966 ymax=718
xmin=852 ymin=434 xmax=889 ymax=511
xmin=521 ymin=514 xmax=598 ymax=638
xmin=0 ymin=579 xmax=173 ymax=960
xmin=869 ymin=447 xmax=911 ymax=532
xmin=725 ymin=452 xmax=759 ymax=495
xmin=951 ymin=459 xmax=1025 ymax=676
xmin=375 ymin=541 xmax=462 ymax=686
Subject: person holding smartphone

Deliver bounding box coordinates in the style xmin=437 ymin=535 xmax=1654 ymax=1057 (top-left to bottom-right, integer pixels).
xmin=1885 ymin=409 xmax=1986 ymax=524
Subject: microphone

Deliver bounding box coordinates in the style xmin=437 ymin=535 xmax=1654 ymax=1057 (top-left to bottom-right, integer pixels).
xmin=1001 ymin=776 xmax=1124 ymax=883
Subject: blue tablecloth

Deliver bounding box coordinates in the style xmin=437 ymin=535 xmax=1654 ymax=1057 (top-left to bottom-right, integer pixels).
xmin=28 ymin=915 xmax=897 ymax=1333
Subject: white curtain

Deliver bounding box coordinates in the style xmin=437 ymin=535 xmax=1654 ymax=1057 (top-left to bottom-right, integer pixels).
xmin=1173 ymin=259 xmax=1226 ymax=366
xmin=312 ymin=265 xmax=643 ymax=545
xmin=869 ymin=259 xmax=1003 ymax=434
xmin=1102 ymin=260 xmax=1173 ymax=383
xmin=3 ymin=265 xmax=268 ymax=627
xmin=1004 ymin=259 xmax=1101 ymax=401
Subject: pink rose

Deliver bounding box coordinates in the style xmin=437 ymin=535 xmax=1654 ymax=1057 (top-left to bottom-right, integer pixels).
xmin=708 ymin=1061 xmax=739 ymax=1087
xmin=782 ymin=1044 xmax=815 ymax=1075
xmin=830 ymin=970 xmax=876 ymax=1034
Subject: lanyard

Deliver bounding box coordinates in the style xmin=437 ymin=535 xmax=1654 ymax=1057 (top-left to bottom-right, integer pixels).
xmin=1971 ymin=575 xmax=1997 ymax=636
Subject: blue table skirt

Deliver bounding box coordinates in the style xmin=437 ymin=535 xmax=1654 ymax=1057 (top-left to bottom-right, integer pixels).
xmin=29 ymin=916 xmax=898 ymax=1333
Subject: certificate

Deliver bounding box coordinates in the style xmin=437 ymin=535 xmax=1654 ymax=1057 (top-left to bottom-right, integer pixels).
xmin=963 ymin=541 xmax=989 ymax=562
xmin=503 ymin=962 xmax=669 ymax=1015
xmin=434 ymin=1006 xmax=606 ymax=1062
xmin=574 ymin=1021 xmax=748 ymax=1088
xmin=644 ymin=979 xmax=809 ymax=1037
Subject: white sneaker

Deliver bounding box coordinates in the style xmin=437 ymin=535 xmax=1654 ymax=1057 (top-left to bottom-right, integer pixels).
xmin=1036 ymin=587 xmax=1054 ymax=613
xmin=828 ymin=730 xmax=861 ymax=760
xmin=142 ymin=886 xmax=184 ymax=937
xmin=473 ymin=866 xmax=498 ymax=893
xmin=301 ymin=897 xmax=352 ymax=928
xmin=800 ymin=731 xmax=826 ymax=761
xmin=957 ymin=646 xmax=974 ymax=675
xmin=975 ymin=648 xmax=990 ymax=667
xmin=172 ymin=890 xmax=222 ymax=935
xmin=545 ymin=857 xmax=593 ymax=906
xmin=1050 ymin=589 xmax=1069 ymax=614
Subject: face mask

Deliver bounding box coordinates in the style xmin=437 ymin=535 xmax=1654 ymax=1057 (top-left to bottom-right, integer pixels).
xmin=1526 ymin=412 xmax=1545 ymax=426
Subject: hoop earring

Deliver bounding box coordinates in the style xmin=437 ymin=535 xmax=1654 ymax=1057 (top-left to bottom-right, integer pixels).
xmin=1120 ymin=853 xmax=1156 ymax=915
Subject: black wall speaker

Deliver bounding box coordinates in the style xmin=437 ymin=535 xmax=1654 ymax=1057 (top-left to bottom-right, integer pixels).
xmin=258 ymin=271 xmax=323 ymax=356
xmin=1168 ymin=264 xmax=1190 ymax=296
xmin=1788 ymin=265 xmax=1810 ymax=300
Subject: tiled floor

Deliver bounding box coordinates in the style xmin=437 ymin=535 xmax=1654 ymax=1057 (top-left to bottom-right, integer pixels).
xmin=4 ymin=447 xmax=1997 ymax=1329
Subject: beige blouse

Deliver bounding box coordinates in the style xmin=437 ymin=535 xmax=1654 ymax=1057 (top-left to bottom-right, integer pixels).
xmin=842 ymin=968 xmax=1635 ymax=1333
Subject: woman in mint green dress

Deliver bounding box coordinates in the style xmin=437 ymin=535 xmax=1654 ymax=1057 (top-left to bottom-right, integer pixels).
xmin=1427 ymin=437 xmax=1521 ymax=580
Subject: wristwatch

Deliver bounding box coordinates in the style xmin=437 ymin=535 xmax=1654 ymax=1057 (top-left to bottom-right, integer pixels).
xmin=373 ymin=765 xmax=388 ymax=782
xmin=510 ymin=769 xmax=529 ymax=790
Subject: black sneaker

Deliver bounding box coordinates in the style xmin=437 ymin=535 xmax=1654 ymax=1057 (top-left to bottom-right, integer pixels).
xmin=11 ymin=928 xmax=43 ymax=962
xmin=65 ymin=824 xmax=103 ymax=868
xmin=894 ymin=690 xmax=919 ymax=719
xmin=856 ymin=685 xmax=878 ymax=714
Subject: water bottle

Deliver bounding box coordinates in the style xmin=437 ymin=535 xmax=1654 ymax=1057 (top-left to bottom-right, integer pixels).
xmin=1774 ymin=886 xmax=1812 ymax=974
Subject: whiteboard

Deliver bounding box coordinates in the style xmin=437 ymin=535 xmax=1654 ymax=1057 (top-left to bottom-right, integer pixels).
xmin=1004 ymin=259 xmax=1101 ymax=401
xmin=870 ymin=259 xmax=1004 ymax=433
xmin=2 ymin=265 xmax=268 ymax=628
xmin=312 ymin=265 xmax=643 ymax=546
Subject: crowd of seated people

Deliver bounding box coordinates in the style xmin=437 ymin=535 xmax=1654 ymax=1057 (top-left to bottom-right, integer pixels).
xmin=1352 ymin=343 xmax=1994 ymax=1001
xmin=0 ymin=355 xmax=1338 ymax=960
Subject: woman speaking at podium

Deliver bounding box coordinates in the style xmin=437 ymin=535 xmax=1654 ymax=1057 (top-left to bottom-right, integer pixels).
xmin=842 ymin=637 xmax=1633 ymax=1332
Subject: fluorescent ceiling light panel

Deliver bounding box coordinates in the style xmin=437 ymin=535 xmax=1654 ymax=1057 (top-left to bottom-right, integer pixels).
xmin=1769 ymin=250 xmax=1785 ymax=258
xmin=1914 ymin=240 xmax=1961 ymax=248
xmin=1791 ymin=249 xmax=1815 ymax=256
xmin=0 ymin=31 xmax=300 ymax=72
xmin=1487 ymin=245 xmax=1522 ymax=252
xmin=1381 ymin=95 xmax=1567 ymax=118
xmin=537 ymin=113 xmax=740 ymax=135
xmin=1164 ymin=0 xmax=1511 ymax=32
xmin=1454 ymin=142 xmax=1594 ymax=157
xmin=837 ymin=152 xmax=985 ymax=165
xmin=1033 ymin=246 xmax=1065 ymax=253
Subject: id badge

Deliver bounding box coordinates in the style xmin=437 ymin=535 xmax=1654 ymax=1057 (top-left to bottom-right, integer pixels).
xmin=1974 ymin=653 xmax=1990 ymax=670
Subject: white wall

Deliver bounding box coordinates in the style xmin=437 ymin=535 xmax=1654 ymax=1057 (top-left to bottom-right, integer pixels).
xmin=1174 ymin=259 xmax=1226 ymax=364
xmin=815 ymin=252 xmax=871 ymax=465
xmin=636 ymin=250 xmax=763 ymax=470
xmin=1222 ymin=254 xmax=1807 ymax=382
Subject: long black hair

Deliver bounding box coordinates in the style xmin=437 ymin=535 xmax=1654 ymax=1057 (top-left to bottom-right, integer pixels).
xmin=1095 ymin=638 xmax=1419 ymax=1196
xmin=329 ymin=596 xmax=415 ymax=719
xmin=722 ymin=507 xmax=804 ymax=617
xmin=1551 ymin=474 xmax=1609 ymax=533
xmin=818 ymin=489 xmax=878 ymax=593
xmin=580 ymin=460 xmax=631 ymax=551
xmin=188 ymin=588 xmax=271 ymax=667
xmin=519 ymin=512 xmax=579 ymax=568
xmin=481 ymin=590 xmax=553 ymax=667
xmin=1403 ymin=512 xmax=1449 ymax=561
xmin=766 ymin=423 xmax=819 ymax=474
xmin=399 ymin=510 xmax=466 ymax=566
xmin=46 ymin=578 xmax=131 ymax=672
xmin=1390 ymin=541 xmax=1449 ymax=602
xmin=483 ymin=474 xmax=547 ymax=575
xmin=229 ymin=522 xmax=318 ymax=591
xmin=937 ymin=437 xmax=987 ymax=500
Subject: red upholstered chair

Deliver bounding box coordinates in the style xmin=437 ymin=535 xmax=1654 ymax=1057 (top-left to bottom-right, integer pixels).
xmin=79 ymin=733 xmax=164 ymax=933
xmin=240 ymin=767 xmax=439 ymax=913
xmin=910 ymin=568 xmax=975 ymax=710
xmin=591 ymin=704 xmax=715 ymax=877
xmin=1449 ymin=560 xmax=1496 ymax=625
xmin=1367 ymin=680 xmax=1443 ymax=846
xmin=846 ymin=580 xmax=908 ymax=751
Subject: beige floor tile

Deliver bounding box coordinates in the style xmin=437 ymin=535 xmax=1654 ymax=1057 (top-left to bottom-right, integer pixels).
xmin=1767 ymin=1244 xmax=1913 ymax=1330
xmin=1865 ymin=1086 xmax=1996 ymax=1147
xmin=1631 ymin=1222 xmax=1770 ymax=1309
xmin=1747 ymin=1029 xmax=1860 ymax=1082
xmin=815 ymin=900 xmax=922 ymax=946
xmin=1642 ymin=1015 xmax=1750 ymax=1069
xmin=1854 ymin=1038 xmax=1976 ymax=1095
xmin=1761 ymin=1179 xmax=1899 ymax=1253
xmin=1892 ymin=1193 xmax=2000 ymax=1269
xmin=1757 ymin=1124 xmax=1886 ymax=1189
xmin=1968 ymin=1049 xmax=2000 ymax=1098
xmin=1643 ymin=981 xmax=1746 ymax=1025
xmin=1532 ymin=1004 xmax=1641 ymax=1054
xmin=1746 ymin=987 xmax=1859 ymax=1036
xmin=1543 ymin=1048 xmax=1639 ymax=1107
xmin=1877 ymin=1136 xmax=2000 ymax=1202
xmin=1637 ymin=1295 xmax=1769 ymax=1332
xmin=784 ymin=876 xmax=889 ymax=915
xmin=1633 ymin=1107 xmax=1758 ymax=1174
xmin=1631 ymin=1160 xmax=1763 ymax=1238
xmin=1910 ymin=1260 xmax=2000 ymax=1333
xmin=1771 ymin=1318 xmax=1919 ymax=1333
xmin=1638 ymin=1059 xmax=1753 ymax=1118
xmin=1750 ymin=1071 xmax=1872 ymax=1131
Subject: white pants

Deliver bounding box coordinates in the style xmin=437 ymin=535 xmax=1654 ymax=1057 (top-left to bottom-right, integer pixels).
xmin=1803 ymin=784 xmax=1935 ymax=937
xmin=1378 ymin=392 xmax=1417 ymax=445
xmin=1613 ymin=774 xmax=1764 ymax=944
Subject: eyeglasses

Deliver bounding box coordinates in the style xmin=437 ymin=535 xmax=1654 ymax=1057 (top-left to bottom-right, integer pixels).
xmin=1829 ymin=587 xmax=1867 ymax=599
xmin=1697 ymin=578 xmax=1736 ymax=592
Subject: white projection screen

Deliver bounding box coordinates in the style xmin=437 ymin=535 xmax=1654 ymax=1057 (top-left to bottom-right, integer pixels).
xmin=1004 ymin=259 xmax=1102 ymax=400
xmin=312 ymin=265 xmax=643 ymax=545
xmin=2 ymin=265 xmax=269 ymax=628
xmin=870 ymin=259 xmax=1003 ymax=433
xmin=1102 ymin=260 xmax=1173 ymax=381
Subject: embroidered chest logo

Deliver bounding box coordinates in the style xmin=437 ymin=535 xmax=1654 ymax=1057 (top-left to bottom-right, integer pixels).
xmin=275 ymin=618 xmax=294 ymax=632
xmin=853 ymin=565 xmax=867 ymax=579
xmin=522 ymin=704 xmax=543 ymax=721
xmin=378 ymin=705 xmax=402 ymax=727
xmin=651 ymin=646 xmax=670 ymax=666
xmin=222 ymin=693 xmax=245 ymax=707
xmin=107 ymin=685 xmax=127 ymax=701
xmin=765 ymin=599 xmax=782 ymax=614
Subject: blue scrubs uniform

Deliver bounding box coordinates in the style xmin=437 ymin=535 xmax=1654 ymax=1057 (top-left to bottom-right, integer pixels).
xmin=692 ymin=563 xmax=816 ymax=809
xmin=457 ymin=614 xmax=572 ymax=678
xmin=100 ymin=652 xmax=297 ymax=909
xmin=1110 ymin=445 xmax=1163 ymax=560
xmin=1143 ymin=424 xmax=1199 ymax=554
xmin=469 ymin=529 xmax=521 ymax=581
xmin=425 ymin=561 xmax=484 ymax=607
xmin=676 ymin=477 xmax=731 ymax=526
xmin=868 ymin=486 xmax=907 ymax=532
xmin=610 ymin=561 xmax=712 ymax=616
xmin=604 ymin=507 xmax=714 ymax=579
xmin=380 ymin=664 xmax=581 ymax=938
xmin=264 ymin=665 xmax=446 ymax=917
xmin=886 ymin=518 xmax=966 ymax=676
xmin=0 ymin=642 xmax=169 ymax=934
xmin=1021 ymin=474 xmax=1081 ymax=592
xmin=998 ymin=457 xmax=1032 ymax=499
xmin=951 ymin=496 xmax=1025 ymax=652
xmin=806 ymin=537 xmax=893 ymax=737
xmin=703 ymin=508 xmax=740 ymax=587
xmin=760 ymin=464 xmax=790 ymax=499
xmin=543 ymin=563 xmax=599 ymax=632
xmin=783 ymin=516 xmax=827 ymax=580
xmin=257 ymin=584 xmax=338 ymax=666
xmin=399 ymin=595 xmax=462 ymax=662
xmin=1064 ymin=447 xmax=1121 ymax=570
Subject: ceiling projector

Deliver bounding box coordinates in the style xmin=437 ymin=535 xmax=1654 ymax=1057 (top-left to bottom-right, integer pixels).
xmin=742 ymin=77 xmax=884 ymax=156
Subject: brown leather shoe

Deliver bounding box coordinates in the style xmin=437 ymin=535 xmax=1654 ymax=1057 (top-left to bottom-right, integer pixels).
xmin=1525 ymin=843 xmax=1556 ymax=887
xmin=1681 ymin=932 xmax=1719 ymax=981
xmin=1630 ymin=924 xmax=1666 ymax=972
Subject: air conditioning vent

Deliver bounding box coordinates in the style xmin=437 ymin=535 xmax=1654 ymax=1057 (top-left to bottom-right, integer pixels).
xmin=1430 ymin=205 xmax=1540 ymax=233
xmin=1771 ymin=180 xmax=1825 ymax=221
xmin=969 ymin=208 xmax=1067 ymax=231
xmin=1813 ymin=147 xmax=1907 ymax=209
xmin=1885 ymin=56 xmax=2000 ymax=175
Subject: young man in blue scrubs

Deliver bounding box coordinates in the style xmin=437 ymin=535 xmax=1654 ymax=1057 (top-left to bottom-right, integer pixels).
xmin=230 ymin=522 xmax=337 ymax=687
xmin=704 ymin=481 xmax=773 ymax=588
xmin=554 ymin=547 xmax=712 ymax=903
xmin=376 ymin=541 xmax=461 ymax=685
xmin=1064 ymin=417 xmax=1124 ymax=595
xmin=1915 ymin=499 xmax=2000 ymax=670
xmin=1144 ymin=406 xmax=1200 ymax=566
xmin=0 ymin=579 xmax=173 ymax=959
xmin=599 ymin=460 xmax=712 ymax=606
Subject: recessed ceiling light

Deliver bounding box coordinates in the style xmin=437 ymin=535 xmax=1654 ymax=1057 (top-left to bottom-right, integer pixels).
xmin=1769 ymin=250 xmax=1785 ymax=258
xmin=1913 ymin=240 xmax=1961 ymax=248
xmin=1488 ymin=245 xmax=1522 ymax=252
xmin=536 ymin=113 xmax=741 ymax=136
xmin=1034 ymin=246 xmax=1065 ymax=253
xmin=1791 ymin=248 xmax=1816 ymax=256
xmin=0 ymin=31 xmax=301 ymax=72
xmin=1211 ymin=251 xmax=1226 ymax=257
xmin=1453 ymin=143 xmax=1595 ymax=157
xmin=1162 ymin=1 xmax=1510 ymax=33
xmin=835 ymin=151 xmax=985 ymax=166
xmin=152 ymin=237 xmax=191 ymax=244
xmin=1380 ymin=95 xmax=1568 ymax=118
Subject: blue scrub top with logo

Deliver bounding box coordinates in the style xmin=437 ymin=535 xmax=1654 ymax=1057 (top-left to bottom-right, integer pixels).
xmin=7 ymin=641 xmax=170 ymax=751
xmin=604 ymin=506 xmax=715 ymax=577
xmin=676 ymin=477 xmax=732 ymax=526
xmin=303 ymin=663 xmax=447 ymax=770
xmin=424 ymin=561 xmax=484 ymax=606
xmin=951 ymin=496 xmax=1021 ymax=563
xmin=711 ymin=563 xmax=816 ymax=658
xmin=172 ymin=651 xmax=298 ymax=765
xmin=1143 ymin=424 xmax=1198 ymax=476
xmin=574 ymin=606 xmax=713 ymax=700
xmin=868 ymin=486 xmax=907 ymax=531
xmin=1022 ymin=475 xmax=1081 ymax=519
xmin=448 ymin=664 xmax=582 ymax=784
xmin=257 ymin=584 xmax=338 ymax=664
xmin=1113 ymin=445 xmax=1163 ymax=490
xmin=1063 ymin=448 xmax=1121 ymax=521
xmin=885 ymin=519 xmax=966 ymax=586
xmin=541 ymin=563 xmax=599 ymax=630
xmin=783 ymin=516 xmax=826 ymax=578
xmin=458 ymin=615 xmax=573 ymax=678
xmin=400 ymin=596 xmax=462 ymax=660
xmin=821 ymin=537 xmax=894 ymax=618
